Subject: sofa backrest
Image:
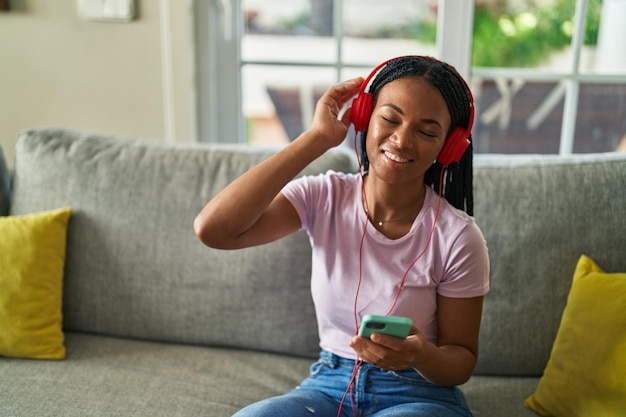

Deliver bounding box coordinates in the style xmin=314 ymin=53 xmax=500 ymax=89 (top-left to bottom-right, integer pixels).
xmin=472 ymin=152 xmax=626 ymax=376
xmin=11 ymin=128 xmax=358 ymax=359
xmin=11 ymin=128 xmax=626 ymax=374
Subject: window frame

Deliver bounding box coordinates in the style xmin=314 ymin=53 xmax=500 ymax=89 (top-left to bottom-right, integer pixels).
xmin=195 ymin=0 xmax=626 ymax=155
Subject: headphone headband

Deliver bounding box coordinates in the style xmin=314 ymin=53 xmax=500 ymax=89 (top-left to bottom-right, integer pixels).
xmin=352 ymin=55 xmax=474 ymax=167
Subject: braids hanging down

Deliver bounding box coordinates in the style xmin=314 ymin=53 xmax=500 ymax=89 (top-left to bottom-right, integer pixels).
xmin=425 ymin=142 xmax=474 ymax=215
xmin=364 ymin=56 xmax=475 ymax=215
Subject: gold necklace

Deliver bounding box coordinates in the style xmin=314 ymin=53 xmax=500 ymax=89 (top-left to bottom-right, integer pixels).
xmin=368 ymin=213 xmax=416 ymax=227
xmin=364 ymin=194 xmax=425 ymax=227
xmin=361 ymin=177 xmax=426 ymax=228
xmin=372 ymin=213 xmax=417 ymax=227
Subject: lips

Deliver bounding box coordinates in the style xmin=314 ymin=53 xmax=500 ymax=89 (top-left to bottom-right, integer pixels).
xmin=383 ymin=150 xmax=410 ymax=164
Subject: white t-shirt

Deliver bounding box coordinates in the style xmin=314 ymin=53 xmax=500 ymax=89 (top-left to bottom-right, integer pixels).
xmin=282 ymin=171 xmax=489 ymax=360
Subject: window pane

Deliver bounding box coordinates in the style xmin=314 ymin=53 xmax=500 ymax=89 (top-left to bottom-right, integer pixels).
xmin=242 ymin=0 xmax=437 ymax=147
xmin=243 ymin=0 xmax=336 ymax=63
xmin=470 ymin=0 xmax=626 ymax=155
xmin=341 ymin=0 xmax=436 ymax=65
xmin=472 ymin=0 xmax=576 ymax=72
xmin=574 ymin=83 xmax=626 ymax=152
xmin=242 ymin=65 xmax=335 ymax=145
xmin=473 ymin=80 xmax=563 ymax=154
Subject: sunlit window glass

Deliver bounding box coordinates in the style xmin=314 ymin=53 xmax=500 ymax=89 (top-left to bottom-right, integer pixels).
xmin=472 ymin=0 xmax=626 ymax=154
xmin=242 ymin=0 xmax=437 ymax=146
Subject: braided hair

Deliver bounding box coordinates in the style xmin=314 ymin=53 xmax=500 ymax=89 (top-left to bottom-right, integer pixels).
xmin=363 ymin=56 xmax=474 ymax=215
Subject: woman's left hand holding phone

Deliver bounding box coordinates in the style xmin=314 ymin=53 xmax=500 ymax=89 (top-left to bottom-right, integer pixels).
xmin=350 ymin=325 xmax=427 ymax=372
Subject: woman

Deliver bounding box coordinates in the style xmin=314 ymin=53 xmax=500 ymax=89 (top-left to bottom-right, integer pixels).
xmin=194 ymin=55 xmax=489 ymax=417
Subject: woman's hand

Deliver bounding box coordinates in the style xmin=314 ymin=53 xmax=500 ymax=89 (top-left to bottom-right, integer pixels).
xmin=195 ymin=77 xmax=364 ymax=250
xmin=309 ymin=77 xmax=363 ymax=149
xmin=349 ymin=325 xmax=426 ymax=371
xmin=350 ymin=296 xmax=483 ymax=386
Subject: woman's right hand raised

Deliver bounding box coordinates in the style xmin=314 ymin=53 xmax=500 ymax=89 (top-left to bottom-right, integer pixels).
xmin=309 ymin=77 xmax=364 ymax=149
xmin=194 ymin=77 xmax=364 ymax=250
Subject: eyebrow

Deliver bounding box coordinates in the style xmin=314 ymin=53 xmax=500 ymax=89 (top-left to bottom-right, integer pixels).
xmin=381 ymin=103 xmax=443 ymax=128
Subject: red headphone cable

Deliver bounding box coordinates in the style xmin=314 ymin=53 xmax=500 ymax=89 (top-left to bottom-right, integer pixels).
xmin=336 ymin=133 xmax=447 ymax=417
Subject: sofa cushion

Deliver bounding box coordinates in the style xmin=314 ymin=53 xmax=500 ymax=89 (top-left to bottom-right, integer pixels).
xmin=10 ymin=128 xmax=358 ymax=359
xmin=0 ymin=332 xmax=311 ymax=417
xmin=472 ymin=152 xmax=626 ymax=376
xmin=461 ymin=376 xmax=538 ymax=417
xmin=524 ymin=255 xmax=626 ymax=417
xmin=0 ymin=331 xmax=543 ymax=417
xmin=0 ymin=146 xmax=10 ymax=216
xmin=0 ymin=207 xmax=72 ymax=359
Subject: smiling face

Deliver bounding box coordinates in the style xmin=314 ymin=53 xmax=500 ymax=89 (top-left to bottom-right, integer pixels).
xmin=365 ymin=76 xmax=452 ymax=187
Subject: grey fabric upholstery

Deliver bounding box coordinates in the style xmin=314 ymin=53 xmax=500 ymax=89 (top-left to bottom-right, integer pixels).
xmin=461 ymin=376 xmax=539 ymax=417
xmin=0 ymin=332 xmax=311 ymax=417
xmin=472 ymin=153 xmax=626 ymax=376
xmin=2 ymin=127 xmax=625 ymax=417
xmin=10 ymin=128 xmax=356 ymax=359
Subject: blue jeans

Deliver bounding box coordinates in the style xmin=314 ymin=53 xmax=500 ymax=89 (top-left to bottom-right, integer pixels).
xmin=232 ymin=350 xmax=473 ymax=417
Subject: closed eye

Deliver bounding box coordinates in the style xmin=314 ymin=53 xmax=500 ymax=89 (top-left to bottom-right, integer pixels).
xmin=419 ymin=130 xmax=438 ymax=138
xmin=382 ymin=116 xmax=399 ymax=125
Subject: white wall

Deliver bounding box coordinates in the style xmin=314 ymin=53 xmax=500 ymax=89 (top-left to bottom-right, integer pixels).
xmin=0 ymin=0 xmax=194 ymax=168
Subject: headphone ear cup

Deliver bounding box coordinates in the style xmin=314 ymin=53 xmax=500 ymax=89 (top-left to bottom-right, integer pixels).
xmin=437 ymin=127 xmax=470 ymax=167
xmin=351 ymin=92 xmax=374 ymax=133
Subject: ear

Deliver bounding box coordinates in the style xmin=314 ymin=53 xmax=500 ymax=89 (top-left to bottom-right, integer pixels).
xmin=351 ymin=88 xmax=374 ymax=133
xmin=438 ymin=94 xmax=475 ymax=167
xmin=437 ymin=128 xmax=470 ymax=167
xmin=351 ymin=57 xmax=396 ymax=133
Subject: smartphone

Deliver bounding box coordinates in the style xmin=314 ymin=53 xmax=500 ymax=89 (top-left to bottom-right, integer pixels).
xmin=358 ymin=315 xmax=412 ymax=339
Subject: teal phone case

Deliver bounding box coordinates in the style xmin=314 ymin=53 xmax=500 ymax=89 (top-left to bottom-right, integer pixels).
xmin=358 ymin=314 xmax=412 ymax=339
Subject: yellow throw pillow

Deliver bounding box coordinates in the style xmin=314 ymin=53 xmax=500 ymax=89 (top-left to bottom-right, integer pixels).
xmin=0 ymin=207 xmax=72 ymax=360
xmin=524 ymin=255 xmax=626 ymax=417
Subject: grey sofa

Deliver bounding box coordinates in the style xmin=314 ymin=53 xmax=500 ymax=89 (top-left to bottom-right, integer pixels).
xmin=1 ymin=128 xmax=624 ymax=417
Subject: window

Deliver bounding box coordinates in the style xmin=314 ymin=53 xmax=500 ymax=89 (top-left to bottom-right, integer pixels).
xmin=195 ymin=0 xmax=626 ymax=154
xmin=241 ymin=0 xmax=441 ymax=146
xmin=472 ymin=0 xmax=626 ymax=154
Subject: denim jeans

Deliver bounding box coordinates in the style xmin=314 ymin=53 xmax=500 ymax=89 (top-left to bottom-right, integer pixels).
xmin=232 ymin=350 xmax=473 ymax=417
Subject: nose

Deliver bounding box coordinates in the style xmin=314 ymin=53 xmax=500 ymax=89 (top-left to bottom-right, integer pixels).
xmin=390 ymin=125 xmax=414 ymax=149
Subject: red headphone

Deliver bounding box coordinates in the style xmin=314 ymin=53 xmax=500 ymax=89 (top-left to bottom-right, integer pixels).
xmin=351 ymin=56 xmax=475 ymax=167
